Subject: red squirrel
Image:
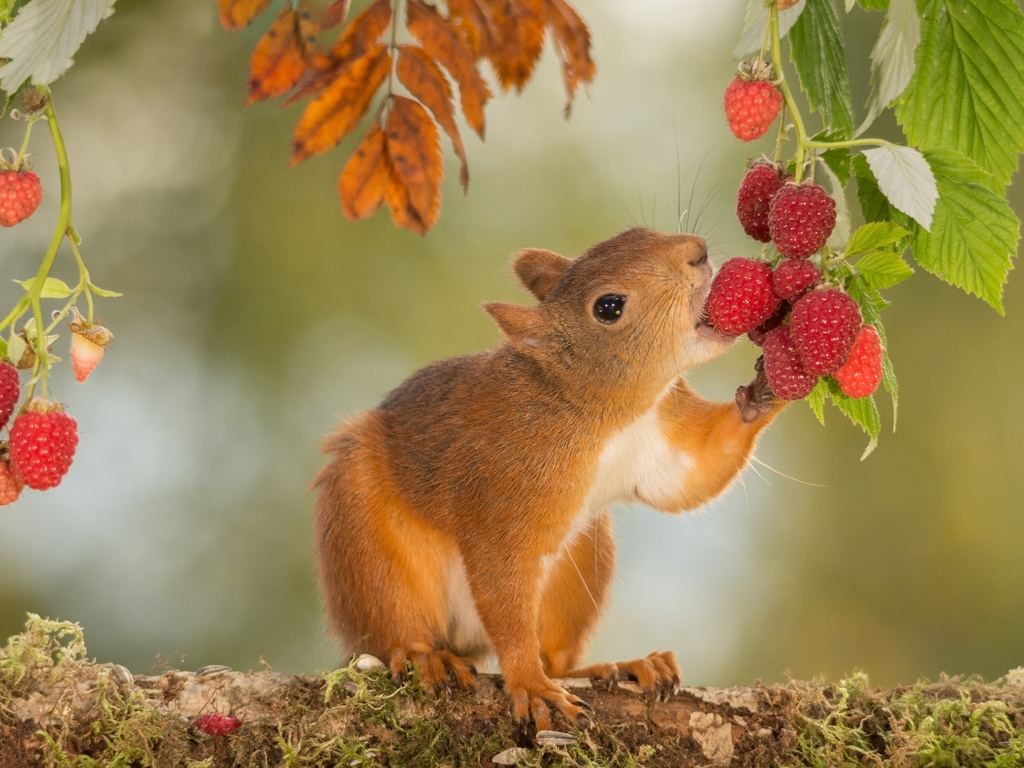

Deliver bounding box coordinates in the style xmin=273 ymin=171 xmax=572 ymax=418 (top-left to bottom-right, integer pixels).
xmin=314 ymin=227 xmax=783 ymax=731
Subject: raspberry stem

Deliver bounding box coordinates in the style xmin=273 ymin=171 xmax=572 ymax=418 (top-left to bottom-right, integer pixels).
xmin=15 ymin=114 xmax=39 ymax=166
xmin=769 ymin=5 xmax=808 ymax=181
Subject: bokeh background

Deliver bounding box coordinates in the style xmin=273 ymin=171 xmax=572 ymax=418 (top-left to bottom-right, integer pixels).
xmin=0 ymin=0 xmax=1021 ymax=688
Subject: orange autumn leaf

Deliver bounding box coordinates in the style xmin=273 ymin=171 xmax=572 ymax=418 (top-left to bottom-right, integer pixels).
xmin=546 ymin=0 xmax=595 ymax=110
xmin=384 ymin=96 xmax=443 ymax=235
xmin=290 ymin=46 xmax=391 ymax=166
xmin=247 ymin=6 xmax=323 ymax=106
xmin=217 ymin=0 xmax=272 ymax=31
xmin=397 ymin=45 xmax=469 ymax=191
xmin=445 ymin=0 xmax=490 ymax=57
xmin=406 ymin=0 xmax=491 ymax=140
xmin=287 ymin=0 xmax=392 ymax=105
xmin=505 ymin=0 xmax=547 ymax=93
xmin=339 ymin=123 xmax=389 ymax=221
xmin=322 ymin=0 xmax=351 ymax=29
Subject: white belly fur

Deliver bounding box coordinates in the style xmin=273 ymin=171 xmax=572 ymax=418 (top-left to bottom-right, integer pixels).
xmin=442 ymin=380 xmax=695 ymax=654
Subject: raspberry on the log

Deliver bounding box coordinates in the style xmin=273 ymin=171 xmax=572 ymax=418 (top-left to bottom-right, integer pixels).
xmin=737 ymin=163 xmax=792 ymax=243
xmin=762 ymin=326 xmax=818 ymax=400
xmin=724 ymin=78 xmax=783 ymax=142
xmin=194 ymin=713 xmax=241 ymax=737
xmin=834 ymin=325 xmax=884 ymax=398
xmin=705 ymin=257 xmax=779 ymax=336
xmin=768 ymin=183 xmax=837 ymax=259
xmin=789 ymin=289 xmax=863 ymax=376
xmin=772 ymin=259 xmax=821 ymax=302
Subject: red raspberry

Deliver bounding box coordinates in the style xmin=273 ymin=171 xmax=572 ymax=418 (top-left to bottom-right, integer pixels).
xmin=194 ymin=713 xmax=241 ymax=736
xmin=0 ymin=362 xmax=19 ymax=430
xmin=768 ymin=183 xmax=836 ymax=259
xmin=762 ymin=326 xmax=817 ymax=400
xmin=8 ymin=399 xmax=79 ymax=491
xmin=747 ymin=303 xmax=788 ymax=346
xmin=789 ymin=289 xmax=863 ymax=376
xmin=0 ymin=458 xmax=22 ymax=506
xmin=724 ymin=79 xmax=783 ymax=142
xmin=834 ymin=325 xmax=883 ymax=398
xmin=705 ymin=257 xmax=779 ymax=336
xmin=0 ymin=170 xmax=42 ymax=227
xmin=772 ymin=260 xmax=821 ymax=302
xmin=737 ymin=163 xmax=791 ymax=242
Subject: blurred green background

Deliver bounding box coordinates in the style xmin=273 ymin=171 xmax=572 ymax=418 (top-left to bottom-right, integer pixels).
xmin=0 ymin=0 xmax=1021 ymax=688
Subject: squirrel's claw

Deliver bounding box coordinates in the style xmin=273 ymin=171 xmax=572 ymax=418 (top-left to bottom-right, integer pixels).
xmin=509 ymin=679 xmax=594 ymax=734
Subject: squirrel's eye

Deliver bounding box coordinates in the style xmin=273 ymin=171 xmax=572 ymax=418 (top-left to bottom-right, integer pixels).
xmin=593 ymin=294 xmax=626 ymax=324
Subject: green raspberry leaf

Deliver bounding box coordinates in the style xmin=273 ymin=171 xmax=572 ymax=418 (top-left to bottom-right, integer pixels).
xmin=789 ymin=0 xmax=854 ymax=136
xmin=861 ymin=0 xmax=920 ymax=133
xmin=825 ymin=378 xmax=881 ymax=459
xmin=807 ymin=377 xmax=829 ymax=425
xmin=14 ymin=277 xmax=72 ymax=299
xmin=910 ymin=149 xmax=1019 ymax=314
xmin=862 ymin=145 xmax=937 ymax=230
xmin=857 ymin=0 xmax=889 ymax=10
xmin=854 ymin=155 xmax=908 ymax=227
xmin=895 ymin=0 xmax=1024 ymax=191
xmin=855 ymin=250 xmax=914 ymax=289
xmin=735 ymin=0 xmax=807 ymax=58
xmin=846 ymin=221 xmax=911 ymax=256
xmin=0 ymin=0 xmax=117 ymax=92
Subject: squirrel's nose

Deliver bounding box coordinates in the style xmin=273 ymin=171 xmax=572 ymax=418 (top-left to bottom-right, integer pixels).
xmin=688 ymin=249 xmax=709 ymax=267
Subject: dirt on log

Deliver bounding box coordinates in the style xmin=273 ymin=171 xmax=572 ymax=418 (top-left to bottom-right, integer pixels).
xmin=2 ymin=617 xmax=1024 ymax=767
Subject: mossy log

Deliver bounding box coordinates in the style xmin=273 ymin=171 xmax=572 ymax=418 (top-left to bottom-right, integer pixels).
xmin=2 ymin=617 xmax=1024 ymax=767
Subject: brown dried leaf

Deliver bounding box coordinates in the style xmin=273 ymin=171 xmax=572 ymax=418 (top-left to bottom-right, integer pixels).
xmin=339 ymin=123 xmax=389 ymax=221
xmin=290 ymin=46 xmax=391 ymax=166
xmin=384 ymin=96 xmax=443 ymax=235
xmin=397 ymin=45 xmax=469 ymax=191
xmin=287 ymin=0 xmax=392 ymax=105
xmin=217 ymin=0 xmax=272 ymax=31
xmin=546 ymin=0 xmax=595 ymax=110
xmin=246 ymin=6 xmax=323 ymax=106
xmin=406 ymin=0 xmax=491 ymax=139
xmin=322 ymin=0 xmax=351 ymax=29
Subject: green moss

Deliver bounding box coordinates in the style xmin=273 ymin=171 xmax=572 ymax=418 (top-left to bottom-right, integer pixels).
xmin=785 ymin=671 xmax=1024 ymax=768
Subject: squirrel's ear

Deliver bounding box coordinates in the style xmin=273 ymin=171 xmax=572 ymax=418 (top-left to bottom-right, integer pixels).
xmin=483 ymin=302 xmax=548 ymax=349
xmin=513 ymin=248 xmax=572 ymax=301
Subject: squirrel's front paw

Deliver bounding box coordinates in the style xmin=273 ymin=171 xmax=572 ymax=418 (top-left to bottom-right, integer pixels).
xmin=389 ymin=644 xmax=479 ymax=697
xmin=736 ymin=355 xmax=782 ymax=423
xmin=506 ymin=676 xmax=593 ymax=733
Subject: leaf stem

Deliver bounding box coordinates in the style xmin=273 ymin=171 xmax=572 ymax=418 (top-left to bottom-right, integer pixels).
xmin=805 ymin=138 xmax=892 ymax=151
xmin=769 ymin=5 xmax=808 ymax=181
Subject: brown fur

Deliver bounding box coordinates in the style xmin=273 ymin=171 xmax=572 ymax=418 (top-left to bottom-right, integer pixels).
xmin=313 ymin=227 xmax=784 ymax=732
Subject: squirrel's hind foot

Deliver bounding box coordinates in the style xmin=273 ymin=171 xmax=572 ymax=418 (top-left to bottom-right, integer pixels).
xmin=389 ymin=644 xmax=479 ymax=697
xmin=567 ymin=650 xmax=681 ymax=701
xmin=507 ymin=677 xmax=593 ymax=733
